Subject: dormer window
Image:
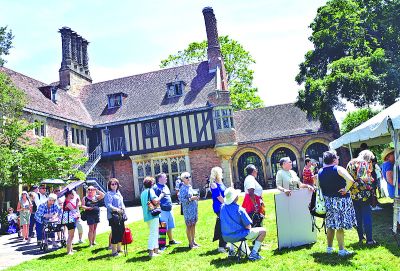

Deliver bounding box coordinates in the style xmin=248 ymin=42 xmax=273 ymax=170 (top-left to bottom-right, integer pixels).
xmin=107 ymin=93 xmax=123 ymax=109
xmin=167 ymin=81 xmax=185 ymax=98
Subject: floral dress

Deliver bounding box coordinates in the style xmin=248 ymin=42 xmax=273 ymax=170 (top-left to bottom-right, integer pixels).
xmin=179 ymin=184 xmax=198 ymax=226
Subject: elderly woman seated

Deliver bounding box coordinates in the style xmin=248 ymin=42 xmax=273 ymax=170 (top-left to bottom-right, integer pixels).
xmin=34 ymin=193 xmax=61 ymax=247
xmin=220 ymin=187 xmax=266 ymax=261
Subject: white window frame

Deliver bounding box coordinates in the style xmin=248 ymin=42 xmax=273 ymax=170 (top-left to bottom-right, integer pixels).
xmin=214 ymin=107 xmax=234 ymax=130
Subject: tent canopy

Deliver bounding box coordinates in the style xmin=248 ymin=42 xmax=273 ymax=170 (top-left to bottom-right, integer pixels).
xmin=330 ymin=100 xmax=400 ymax=149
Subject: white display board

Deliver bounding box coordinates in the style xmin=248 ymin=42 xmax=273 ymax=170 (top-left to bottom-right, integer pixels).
xmin=274 ymin=189 xmax=317 ymax=249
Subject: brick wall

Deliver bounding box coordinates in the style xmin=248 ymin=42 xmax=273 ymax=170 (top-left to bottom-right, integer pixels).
xmin=189 ymin=147 xmax=221 ymax=189
xmin=233 ymin=132 xmax=336 ymax=180
xmin=99 ymin=159 xmax=134 ymax=202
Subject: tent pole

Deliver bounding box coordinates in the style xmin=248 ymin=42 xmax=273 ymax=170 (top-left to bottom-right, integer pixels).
xmin=348 ymin=143 xmax=353 ymax=159
xmin=389 ymin=120 xmax=399 ymax=234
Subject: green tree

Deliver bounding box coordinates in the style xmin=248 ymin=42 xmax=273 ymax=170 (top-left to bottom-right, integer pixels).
xmin=341 ymin=107 xmax=380 ymax=134
xmin=296 ymin=0 xmax=400 ymax=127
xmin=0 ymin=26 xmax=13 ymax=66
xmin=160 ymin=35 xmax=263 ymax=110
xmin=20 ymin=137 xmax=87 ymax=185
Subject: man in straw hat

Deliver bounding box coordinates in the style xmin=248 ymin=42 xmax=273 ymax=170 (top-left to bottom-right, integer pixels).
xmin=220 ymin=187 xmax=266 ymax=261
xmin=381 ymin=148 xmax=400 ymax=199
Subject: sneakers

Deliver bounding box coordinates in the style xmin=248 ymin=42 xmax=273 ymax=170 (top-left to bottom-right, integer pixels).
xmin=338 ymin=249 xmax=353 ymax=256
xmin=217 ymin=247 xmax=227 ymax=253
xmin=78 ymin=240 xmax=84 ymax=244
xmin=228 ymin=249 xmax=236 ymax=257
xmin=169 ymin=240 xmax=181 ymax=245
xmin=111 ymin=252 xmax=121 ymax=257
xmin=326 ymin=247 xmax=334 ymax=254
xmin=248 ymin=251 xmax=263 ymax=261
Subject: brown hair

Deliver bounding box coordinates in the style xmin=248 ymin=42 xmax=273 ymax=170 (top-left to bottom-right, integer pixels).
xmin=143 ymin=176 xmax=155 ymax=189
xmin=107 ymin=178 xmax=120 ymax=191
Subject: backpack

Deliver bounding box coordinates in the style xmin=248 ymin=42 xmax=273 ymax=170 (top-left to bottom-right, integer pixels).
xmin=309 ymin=189 xmax=326 ymax=233
xmin=122 ymin=227 xmax=133 ymax=245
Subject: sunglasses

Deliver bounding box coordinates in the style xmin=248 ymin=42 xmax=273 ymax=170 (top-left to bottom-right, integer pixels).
xmin=184 ymin=176 xmax=191 ymax=179
xmin=40 ymin=187 xmax=46 ymax=190
xmin=110 ymin=183 xmax=118 ymax=186
xmin=88 ymin=188 xmax=95 ymax=191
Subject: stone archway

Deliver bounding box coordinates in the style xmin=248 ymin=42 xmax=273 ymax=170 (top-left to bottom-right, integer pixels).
xmin=267 ymin=143 xmax=300 ymax=179
xmin=232 ymin=147 xmax=266 ymax=190
xmin=303 ymin=140 xmax=329 ymax=166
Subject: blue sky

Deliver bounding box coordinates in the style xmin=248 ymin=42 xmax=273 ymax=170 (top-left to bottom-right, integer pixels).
xmin=3 ymin=0 xmax=349 ymax=118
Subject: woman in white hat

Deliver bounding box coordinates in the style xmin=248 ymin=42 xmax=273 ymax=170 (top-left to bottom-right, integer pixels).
xmin=381 ymin=147 xmax=400 ymax=199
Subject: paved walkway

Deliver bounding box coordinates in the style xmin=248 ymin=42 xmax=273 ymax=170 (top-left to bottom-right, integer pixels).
xmin=0 ymin=205 xmax=144 ymax=270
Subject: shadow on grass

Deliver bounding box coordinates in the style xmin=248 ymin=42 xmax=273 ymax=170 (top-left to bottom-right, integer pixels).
xmin=38 ymin=252 xmax=68 ymax=260
xmin=199 ymin=249 xmax=219 ymax=256
xmin=168 ymin=246 xmax=191 ymax=254
xmin=91 ymin=247 xmax=108 ymax=254
xmin=125 ymin=255 xmax=151 ymax=263
xmin=88 ymin=254 xmax=114 ymax=261
xmin=273 ymin=243 xmax=315 ymax=255
xmin=311 ymin=252 xmax=355 ymax=266
xmin=210 ymin=257 xmax=248 ymax=268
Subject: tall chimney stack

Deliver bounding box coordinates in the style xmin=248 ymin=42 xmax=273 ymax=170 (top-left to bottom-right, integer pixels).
xmin=59 ymin=27 xmax=91 ymax=95
xmin=202 ymin=7 xmax=222 ymax=73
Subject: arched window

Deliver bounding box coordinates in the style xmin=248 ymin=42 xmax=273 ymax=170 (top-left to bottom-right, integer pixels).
xmin=271 ymin=147 xmax=298 ymax=178
xmin=236 ymin=152 xmax=265 ymax=190
xmin=306 ymin=142 xmax=328 ymax=166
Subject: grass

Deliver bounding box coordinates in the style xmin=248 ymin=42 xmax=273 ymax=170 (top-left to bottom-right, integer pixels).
xmin=6 ymin=193 xmax=400 ymax=271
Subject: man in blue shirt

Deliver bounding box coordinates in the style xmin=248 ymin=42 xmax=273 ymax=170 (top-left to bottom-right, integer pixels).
xmin=381 ymin=148 xmax=400 ymax=198
xmin=220 ymin=187 xmax=266 ymax=261
xmin=153 ymin=172 xmax=180 ymax=246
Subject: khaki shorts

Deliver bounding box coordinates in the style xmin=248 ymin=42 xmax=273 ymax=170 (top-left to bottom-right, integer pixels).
xmin=245 ymin=227 xmax=264 ymax=241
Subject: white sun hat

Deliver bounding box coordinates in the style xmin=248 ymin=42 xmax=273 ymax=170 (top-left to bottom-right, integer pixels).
xmin=224 ymin=187 xmax=241 ymax=205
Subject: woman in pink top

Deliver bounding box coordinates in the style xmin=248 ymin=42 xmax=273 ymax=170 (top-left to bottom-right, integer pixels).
xmin=63 ymin=190 xmax=78 ymax=255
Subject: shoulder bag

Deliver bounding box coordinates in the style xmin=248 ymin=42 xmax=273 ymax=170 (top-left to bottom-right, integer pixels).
xmin=147 ymin=190 xmax=161 ymax=217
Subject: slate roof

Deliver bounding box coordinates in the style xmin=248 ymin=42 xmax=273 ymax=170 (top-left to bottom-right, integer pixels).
xmin=79 ymin=61 xmax=216 ymax=126
xmin=233 ymin=103 xmax=323 ymax=143
xmin=0 ymin=67 xmax=93 ymax=126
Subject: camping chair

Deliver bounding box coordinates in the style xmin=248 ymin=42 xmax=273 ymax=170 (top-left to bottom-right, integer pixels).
xmin=227 ymin=238 xmax=249 ymax=262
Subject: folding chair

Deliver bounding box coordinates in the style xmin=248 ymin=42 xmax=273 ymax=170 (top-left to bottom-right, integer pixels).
xmin=229 ymin=238 xmax=249 ymax=262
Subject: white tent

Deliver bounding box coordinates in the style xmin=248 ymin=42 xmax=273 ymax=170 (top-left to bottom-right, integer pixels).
xmin=329 ymin=100 xmax=400 ymax=233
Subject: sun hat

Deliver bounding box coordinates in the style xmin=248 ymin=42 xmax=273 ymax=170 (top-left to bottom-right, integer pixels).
xmin=48 ymin=193 xmax=57 ymax=201
xmin=224 ymin=187 xmax=241 ymax=205
xmin=381 ymin=147 xmax=394 ymax=161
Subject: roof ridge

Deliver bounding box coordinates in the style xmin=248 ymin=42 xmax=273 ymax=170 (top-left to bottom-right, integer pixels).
xmin=0 ymin=66 xmax=48 ymax=86
xmin=90 ymin=61 xmax=207 ymax=86
xmin=235 ymin=102 xmax=296 ymax=114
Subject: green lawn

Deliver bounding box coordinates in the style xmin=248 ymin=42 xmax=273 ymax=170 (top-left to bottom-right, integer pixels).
xmin=6 ymin=193 xmax=400 ymax=271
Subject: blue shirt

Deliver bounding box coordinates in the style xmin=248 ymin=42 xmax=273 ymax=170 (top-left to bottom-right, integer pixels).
xmin=220 ymin=202 xmax=252 ymax=242
xmin=104 ymin=191 xmax=125 ymax=220
xmin=34 ymin=202 xmax=61 ymax=223
xmin=153 ymin=183 xmax=172 ymax=211
xmin=211 ymin=182 xmax=226 ymax=214
xmin=382 ymin=161 xmax=400 ymax=198
xmin=141 ymin=188 xmax=158 ymax=222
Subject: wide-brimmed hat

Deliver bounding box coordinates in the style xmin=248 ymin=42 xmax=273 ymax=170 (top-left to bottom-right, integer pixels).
xmin=381 ymin=147 xmax=395 ymax=161
xmin=224 ymin=187 xmax=241 ymax=205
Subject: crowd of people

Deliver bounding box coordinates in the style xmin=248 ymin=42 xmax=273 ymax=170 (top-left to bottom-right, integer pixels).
xmin=2 ymin=145 xmax=398 ymax=261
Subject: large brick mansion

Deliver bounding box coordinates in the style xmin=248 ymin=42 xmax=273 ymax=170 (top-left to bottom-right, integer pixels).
xmin=0 ymin=7 xmax=337 ymax=204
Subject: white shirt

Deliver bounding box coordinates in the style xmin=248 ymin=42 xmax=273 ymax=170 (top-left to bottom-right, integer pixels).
xmin=35 ymin=192 xmax=48 ymax=207
xmin=244 ymin=175 xmax=263 ymax=197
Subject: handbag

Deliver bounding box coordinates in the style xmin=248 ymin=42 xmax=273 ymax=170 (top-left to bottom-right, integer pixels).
xmin=80 ymin=210 xmax=87 ymax=221
xmin=147 ymin=190 xmax=161 ymax=217
xmin=61 ymin=210 xmax=76 ymax=225
xmin=315 ymin=188 xmax=326 ymax=215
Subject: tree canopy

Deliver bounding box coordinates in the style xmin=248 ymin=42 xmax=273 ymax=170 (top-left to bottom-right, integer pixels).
xmin=0 ymin=26 xmax=13 ymax=66
xmin=160 ymin=35 xmax=263 ymax=110
xmin=296 ymin=0 xmax=400 ymax=127
xmin=340 ymin=107 xmax=380 ymax=134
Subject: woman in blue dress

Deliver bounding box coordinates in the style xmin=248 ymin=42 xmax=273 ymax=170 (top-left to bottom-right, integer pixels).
xmin=210 ymin=167 xmax=228 ymax=253
xmin=179 ymin=172 xmax=200 ymax=249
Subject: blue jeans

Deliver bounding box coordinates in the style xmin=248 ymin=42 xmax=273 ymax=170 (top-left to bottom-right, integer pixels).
xmin=353 ymin=200 xmax=373 ymax=242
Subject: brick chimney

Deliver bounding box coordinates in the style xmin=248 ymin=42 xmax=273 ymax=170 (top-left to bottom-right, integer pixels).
xmin=202 ymin=7 xmax=228 ymax=90
xmin=59 ymin=27 xmax=92 ymax=96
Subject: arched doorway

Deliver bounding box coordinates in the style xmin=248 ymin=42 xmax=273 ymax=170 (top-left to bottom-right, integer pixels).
xmin=271 ymin=147 xmax=298 ymax=178
xmin=305 ymin=142 xmax=329 ymax=167
xmin=236 ymin=152 xmax=265 ymax=190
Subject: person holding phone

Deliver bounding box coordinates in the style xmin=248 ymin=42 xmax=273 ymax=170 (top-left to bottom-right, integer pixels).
xmin=179 ymin=172 xmax=200 ymax=249
xmin=82 ymin=186 xmax=105 ymax=246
